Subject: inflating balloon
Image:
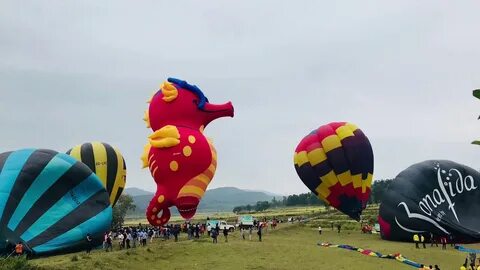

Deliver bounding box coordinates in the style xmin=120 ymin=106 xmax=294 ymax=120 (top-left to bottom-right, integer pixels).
xmin=67 ymin=142 xmax=126 ymax=206
xmin=379 ymin=160 xmax=480 ymax=242
xmin=0 ymin=149 xmax=112 ymax=254
xmin=141 ymin=78 xmax=234 ymax=226
xmin=294 ymin=122 xmax=374 ymax=220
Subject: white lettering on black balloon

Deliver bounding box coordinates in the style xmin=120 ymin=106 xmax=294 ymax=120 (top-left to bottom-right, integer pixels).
xmin=395 ymin=163 xmax=477 ymax=234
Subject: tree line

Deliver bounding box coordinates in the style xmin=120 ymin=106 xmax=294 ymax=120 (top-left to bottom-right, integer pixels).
xmin=232 ymin=179 xmax=393 ymax=214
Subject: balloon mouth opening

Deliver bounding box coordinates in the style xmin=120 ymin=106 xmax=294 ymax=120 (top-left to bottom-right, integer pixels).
xmin=176 ymin=197 xmax=199 ymax=219
xmin=177 ymin=205 xmax=198 ymax=219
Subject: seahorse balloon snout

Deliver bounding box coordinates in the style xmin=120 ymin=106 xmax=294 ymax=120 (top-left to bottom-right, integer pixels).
xmin=142 ymin=78 xmax=233 ymax=226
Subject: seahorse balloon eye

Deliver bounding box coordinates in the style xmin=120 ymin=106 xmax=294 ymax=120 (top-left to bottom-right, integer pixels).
xmin=141 ymin=78 xmax=234 ymax=226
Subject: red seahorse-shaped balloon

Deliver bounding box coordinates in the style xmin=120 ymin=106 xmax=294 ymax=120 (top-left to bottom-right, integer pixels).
xmin=141 ymin=78 xmax=234 ymax=226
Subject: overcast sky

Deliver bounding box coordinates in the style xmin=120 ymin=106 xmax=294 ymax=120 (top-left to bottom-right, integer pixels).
xmin=1 ymin=1 xmax=479 ymax=195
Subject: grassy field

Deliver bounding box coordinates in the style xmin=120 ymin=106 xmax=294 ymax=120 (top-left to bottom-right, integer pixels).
xmin=30 ymin=221 xmax=474 ymax=270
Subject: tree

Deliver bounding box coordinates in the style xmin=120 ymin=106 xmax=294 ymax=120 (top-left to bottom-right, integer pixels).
xmin=233 ymin=206 xmax=244 ymax=213
xmin=255 ymin=201 xmax=270 ymax=212
xmin=112 ymin=194 xmax=136 ymax=228
xmin=369 ymin=179 xmax=393 ymax=204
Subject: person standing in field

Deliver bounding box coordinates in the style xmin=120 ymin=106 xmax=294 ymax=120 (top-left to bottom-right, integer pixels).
xmin=211 ymin=229 xmax=218 ymax=244
xmin=223 ymin=227 xmax=229 ymax=242
xmin=249 ymin=226 xmax=253 ymax=241
xmin=413 ymin=234 xmax=420 ymax=249
xmin=15 ymin=242 xmax=24 ymax=256
xmin=118 ymin=231 xmax=124 ymax=249
xmin=126 ymin=232 xmax=132 ymax=249
xmin=337 ymin=224 xmax=341 ymax=234
xmin=421 ymin=234 xmax=426 ymax=249
xmin=257 ymin=224 xmax=263 ymax=242
xmin=318 ymin=226 xmax=322 ymax=235
xmin=240 ymin=226 xmax=245 ymax=240
xmin=173 ymin=225 xmax=179 ymax=242
xmin=85 ymin=233 xmax=93 ymax=254
xmin=440 ymin=236 xmax=447 ymax=250
xmin=106 ymin=232 xmax=113 ymax=252
xmin=430 ymin=232 xmax=438 ymax=247
xmin=207 ymin=224 xmax=211 ymax=237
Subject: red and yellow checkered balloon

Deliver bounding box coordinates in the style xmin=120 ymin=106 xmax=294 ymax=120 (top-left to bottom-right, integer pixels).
xmin=294 ymin=122 xmax=374 ymax=220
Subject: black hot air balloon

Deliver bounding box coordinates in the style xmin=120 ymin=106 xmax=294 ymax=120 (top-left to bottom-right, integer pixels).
xmin=379 ymin=160 xmax=480 ymax=242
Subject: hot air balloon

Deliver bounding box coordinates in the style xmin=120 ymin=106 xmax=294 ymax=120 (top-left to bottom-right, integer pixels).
xmin=0 ymin=149 xmax=112 ymax=255
xmin=67 ymin=142 xmax=126 ymax=206
xmin=141 ymin=78 xmax=234 ymax=226
xmin=379 ymin=160 xmax=480 ymax=242
xmin=294 ymin=122 xmax=374 ymax=220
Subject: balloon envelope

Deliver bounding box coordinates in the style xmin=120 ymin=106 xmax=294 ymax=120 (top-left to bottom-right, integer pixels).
xmin=67 ymin=142 xmax=126 ymax=206
xmin=379 ymin=160 xmax=480 ymax=242
xmin=0 ymin=149 xmax=112 ymax=254
xmin=294 ymin=122 xmax=374 ymax=220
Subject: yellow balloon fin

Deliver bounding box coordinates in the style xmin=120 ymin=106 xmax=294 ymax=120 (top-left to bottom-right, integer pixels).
xmin=143 ymin=110 xmax=150 ymax=128
xmin=141 ymin=143 xmax=151 ymax=168
xmin=148 ymin=125 xmax=180 ymax=148
xmin=161 ymin=81 xmax=178 ymax=102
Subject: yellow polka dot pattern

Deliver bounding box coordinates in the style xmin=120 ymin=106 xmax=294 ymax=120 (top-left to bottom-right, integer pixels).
xmin=183 ymin=146 xmax=192 ymax=157
xmin=169 ymin=161 xmax=179 ymax=171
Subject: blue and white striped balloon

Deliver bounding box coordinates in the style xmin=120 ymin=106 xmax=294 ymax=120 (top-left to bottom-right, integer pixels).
xmin=0 ymin=149 xmax=112 ymax=254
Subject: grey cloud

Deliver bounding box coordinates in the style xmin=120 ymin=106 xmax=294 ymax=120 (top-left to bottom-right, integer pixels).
xmin=1 ymin=1 xmax=479 ymax=194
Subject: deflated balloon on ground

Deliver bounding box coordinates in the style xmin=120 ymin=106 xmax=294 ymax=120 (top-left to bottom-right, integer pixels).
xmin=0 ymin=149 xmax=112 ymax=255
xmin=294 ymin=122 xmax=374 ymax=220
xmin=379 ymin=160 xmax=480 ymax=242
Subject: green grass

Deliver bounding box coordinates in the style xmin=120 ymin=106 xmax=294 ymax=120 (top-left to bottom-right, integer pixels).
xmin=30 ymin=222 xmax=473 ymax=270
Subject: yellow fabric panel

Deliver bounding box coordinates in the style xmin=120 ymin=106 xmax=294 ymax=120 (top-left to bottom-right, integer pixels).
xmin=91 ymin=142 xmax=107 ymax=187
xmin=320 ymin=171 xmax=338 ymax=188
xmin=336 ymin=171 xmax=352 ymax=186
xmin=316 ymin=183 xmax=331 ymax=199
xmin=345 ymin=122 xmax=358 ymax=132
xmin=335 ymin=125 xmax=355 ymax=141
xmin=178 ymin=186 xmax=205 ymax=198
xmin=321 ymin=135 xmax=342 ymax=153
xmin=196 ymin=174 xmax=211 ymax=185
xmin=149 ymin=125 xmax=180 ymax=139
xmin=141 ymin=143 xmax=151 ymax=168
xmin=149 ymin=137 xmax=180 ymax=148
xmin=208 ymin=164 xmax=216 ymax=174
xmin=352 ymin=174 xmax=363 ymax=189
xmin=294 ymin=151 xmax=309 ymax=166
xmin=306 ymin=148 xmax=327 ymax=166
xmin=110 ymin=148 xmax=126 ymax=204
xmin=361 ymin=173 xmax=373 ymax=193
xmin=69 ymin=146 xmax=82 ymax=161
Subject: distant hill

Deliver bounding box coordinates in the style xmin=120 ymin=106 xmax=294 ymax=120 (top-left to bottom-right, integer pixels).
xmin=125 ymin=186 xmax=277 ymax=215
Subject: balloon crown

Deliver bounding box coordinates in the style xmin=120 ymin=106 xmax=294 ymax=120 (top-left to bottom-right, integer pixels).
xmin=165 ymin=78 xmax=209 ymax=109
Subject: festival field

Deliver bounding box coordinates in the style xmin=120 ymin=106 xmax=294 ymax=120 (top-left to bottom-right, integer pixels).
xmin=31 ymin=221 xmax=471 ymax=270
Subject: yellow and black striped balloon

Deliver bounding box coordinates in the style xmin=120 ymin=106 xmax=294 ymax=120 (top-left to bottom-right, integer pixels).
xmin=67 ymin=142 xmax=126 ymax=206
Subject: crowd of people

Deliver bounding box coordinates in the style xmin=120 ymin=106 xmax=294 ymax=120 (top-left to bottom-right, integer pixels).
xmin=412 ymin=233 xmax=455 ymax=250
xmin=86 ymin=218 xmax=274 ymax=253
